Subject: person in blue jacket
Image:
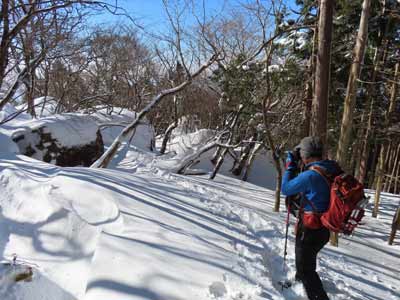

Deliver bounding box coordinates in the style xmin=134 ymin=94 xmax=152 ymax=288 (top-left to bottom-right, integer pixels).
xmin=282 ymin=136 xmax=341 ymax=300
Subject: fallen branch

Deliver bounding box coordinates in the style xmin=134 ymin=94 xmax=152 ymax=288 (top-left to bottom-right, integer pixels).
xmin=91 ymin=54 xmax=219 ymax=168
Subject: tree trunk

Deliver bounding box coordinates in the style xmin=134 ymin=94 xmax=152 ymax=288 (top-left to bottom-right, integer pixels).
xmin=311 ymin=0 xmax=334 ymax=146
xmin=242 ymin=142 xmax=263 ymax=182
xmin=387 ymin=61 xmax=399 ymax=119
xmin=302 ymin=24 xmax=318 ymax=137
xmin=357 ymin=98 xmax=375 ymax=184
xmin=40 ymin=62 xmax=51 ymax=117
xmin=382 ymin=62 xmax=399 ymax=192
xmin=357 ymin=4 xmax=389 ymax=183
xmin=302 ymin=77 xmax=313 ymax=137
xmin=159 ymin=122 xmax=178 ymax=155
xmin=312 ymin=0 xmax=336 ymax=245
xmin=210 ymin=107 xmax=242 ymax=180
xmin=0 ymin=0 xmax=10 ymax=89
xmin=383 ymin=143 xmax=395 ymax=192
xmin=372 ymin=144 xmax=388 ymax=218
xmin=336 ymin=0 xmax=371 ymax=168
xmin=177 ymin=139 xmax=219 ymax=174
xmin=211 ymin=112 xmax=234 ymax=164
xmin=232 ymin=133 xmax=256 ymax=176
xmin=385 ymin=141 xmax=394 ymax=168
xmin=374 ymin=60 xmax=399 ymax=192
xmin=385 ymin=144 xmax=400 ymax=193
xmin=350 ymin=134 xmax=363 ymax=176
xmin=357 ymin=43 xmax=386 ymax=184
xmin=159 ymin=95 xmax=179 ymax=155
xmin=367 ymin=141 xmax=379 ymax=189
xmin=394 ymin=151 xmax=400 ymax=194
xmin=264 ymin=129 xmax=283 ymax=212
xmin=210 ymin=148 xmax=229 ymax=180
xmin=389 ymin=205 xmax=400 ymax=245
xmin=25 ymin=71 xmax=37 ymax=118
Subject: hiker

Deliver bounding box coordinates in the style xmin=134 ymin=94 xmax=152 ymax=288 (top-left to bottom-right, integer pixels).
xmin=282 ymin=136 xmax=341 ymax=300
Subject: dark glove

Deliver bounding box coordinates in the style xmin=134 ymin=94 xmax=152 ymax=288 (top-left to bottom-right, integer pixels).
xmin=285 ymin=151 xmax=298 ymax=170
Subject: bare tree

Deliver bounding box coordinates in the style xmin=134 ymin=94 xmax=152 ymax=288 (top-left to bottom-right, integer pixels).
xmin=372 ymin=61 xmax=399 ymax=218
xmin=311 ymin=0 xmax=334 ymax=146
xmin=336 ymin=0 xmax=371 ymax=168
xmin=357 ymin=2 xmax=390 ymax=184
xmin=0 ymin=0 xmax=123 ymax=111
xmin=90 ymin=54 xmax=219 ymax=168
xmin=159 ymin=62 xmax=184 ymax=155
xmin=210 ymin=105 xmax=243 ymax=179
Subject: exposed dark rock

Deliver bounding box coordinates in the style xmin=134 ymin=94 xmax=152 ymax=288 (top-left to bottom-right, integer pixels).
xmin=55 ymin=130 xmax=104 ymax=167
xmin=12 ymin=119 xmax=104 ymax=167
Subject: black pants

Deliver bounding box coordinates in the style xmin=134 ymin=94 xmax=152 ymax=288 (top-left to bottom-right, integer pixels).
xmin=295 ymin=221 xmax=330 ymax=300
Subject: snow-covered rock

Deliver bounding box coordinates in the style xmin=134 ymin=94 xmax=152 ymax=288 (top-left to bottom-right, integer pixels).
xmin=89 ymin=108 xmax=155 ymax=151
xmin=1 ymin=103 xmax=156 ymax=167
xmin=11 ymin=114 xmax=104 ymax=166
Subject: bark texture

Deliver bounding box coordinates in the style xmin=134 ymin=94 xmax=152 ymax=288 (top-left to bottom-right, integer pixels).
xmin=336 ymin=0 xmax=371 ymax=168
xmin=311 ymin=0 xmax=334 ymax=146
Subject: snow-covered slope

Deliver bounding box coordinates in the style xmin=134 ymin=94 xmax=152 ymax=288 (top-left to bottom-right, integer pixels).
xmin=0 ymin=153 xmax=399 ymax=300
xmin=88 ymin=108 xmax=155 ymax=152
xmin=0 ymin=104 xmax=155 ymax=168
xmin=0 ymin=154 xmax=120 ymax=300
xmin=0 ymin=105 xmax=399 ymax=300
xmin=16 ymin=97 xmax=64 ymax=118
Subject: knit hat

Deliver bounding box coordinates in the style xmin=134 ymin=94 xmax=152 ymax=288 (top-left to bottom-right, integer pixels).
xmin=296 ymin=136 xmax=323 ymax=159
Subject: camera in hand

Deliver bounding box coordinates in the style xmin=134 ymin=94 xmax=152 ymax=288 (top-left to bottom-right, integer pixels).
xmin=292 ymin=147 xmax=301 ymax=162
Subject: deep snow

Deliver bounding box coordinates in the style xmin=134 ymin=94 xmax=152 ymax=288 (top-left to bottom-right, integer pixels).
xmin=0 ymin=153 xmax=399 ymax=300
xmin=0 ymin=103 xmax=399 ymax=300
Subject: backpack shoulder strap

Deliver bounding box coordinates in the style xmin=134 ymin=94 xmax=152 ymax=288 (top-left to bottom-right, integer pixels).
xmin=301 ymin=193 xmax=319 ymax=213
xmin=309 ymin=165 xmax=334 ymax=187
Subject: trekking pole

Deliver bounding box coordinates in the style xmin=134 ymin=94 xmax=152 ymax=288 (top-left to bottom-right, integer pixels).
xmin=278 ymin=202 xmax=292 ymax=290
xmin=283 ymin=202 xmax=290 ymax=268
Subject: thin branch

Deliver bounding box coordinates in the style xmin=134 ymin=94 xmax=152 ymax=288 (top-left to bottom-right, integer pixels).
xmin=238 ymin=25 xmax=314 ymax=68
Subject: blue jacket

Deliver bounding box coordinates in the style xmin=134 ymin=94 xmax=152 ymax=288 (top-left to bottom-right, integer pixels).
xmin=282 ymin=160 xmax=341 ymax=212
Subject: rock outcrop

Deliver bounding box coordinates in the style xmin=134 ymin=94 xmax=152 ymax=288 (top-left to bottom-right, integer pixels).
xmin=12 ymin=114 xmax=104 ymax=167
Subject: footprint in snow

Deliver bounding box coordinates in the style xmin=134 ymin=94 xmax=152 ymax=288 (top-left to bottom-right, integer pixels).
xmin=209 ymin=281 xmax=227 ymax=298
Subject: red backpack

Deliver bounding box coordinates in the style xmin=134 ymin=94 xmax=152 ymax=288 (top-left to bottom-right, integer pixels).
xmin=310 ymin=166 xmax=367 ymax=235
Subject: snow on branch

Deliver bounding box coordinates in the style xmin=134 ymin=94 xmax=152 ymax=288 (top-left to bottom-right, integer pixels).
xmin=175 ymin=131 xmax=228 ymax=174
xmin=239 ymin=25 xmax=314 ymax=68
xmin=175 ymin=132 xmax=262 ymax=175
xmin=91 ymin=54 xmax=219 ymax=168
xmin=0 ymin=54 xmax=45 ymax=111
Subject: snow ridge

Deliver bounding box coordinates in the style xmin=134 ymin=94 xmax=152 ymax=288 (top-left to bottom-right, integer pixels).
xmin=0 ymin=155 xmax=122 ymax=299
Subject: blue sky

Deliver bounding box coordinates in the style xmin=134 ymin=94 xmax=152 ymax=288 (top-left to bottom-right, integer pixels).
xmin=90 ymin=0 xmax=232 ymax=31
xmin=90 ymin=0 xmax=298 ymax=33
